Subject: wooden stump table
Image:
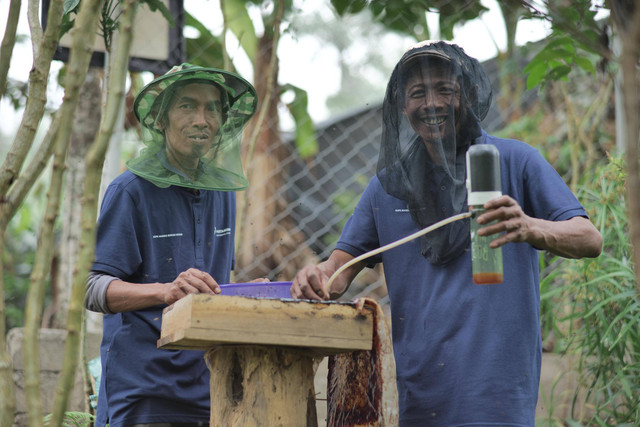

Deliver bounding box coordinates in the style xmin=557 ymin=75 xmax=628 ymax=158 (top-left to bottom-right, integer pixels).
xmin=157 ymin=294 xmax=374 ymax=427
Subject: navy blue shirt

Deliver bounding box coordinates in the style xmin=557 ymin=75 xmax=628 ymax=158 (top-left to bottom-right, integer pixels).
xmin=92 ymin=170 xmax=236 ymax=427
xmin=336 ymin=132 xmax=587 ymax=426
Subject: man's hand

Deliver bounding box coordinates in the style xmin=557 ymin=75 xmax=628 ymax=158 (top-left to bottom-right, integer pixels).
xmin=246 ymin=277 xmax=270 ymax=283
xmin=476 ymin=195 xmax=602 ymax=259
xmin=291 ymin=250 xmax=365 ymax=301
xmin=476 ymin=195 xmax=533 ymax=248
xmin=164 ymin=268 xmax=221 ymax=305
xmin=291 ymin=264 xmax=332 ymax=301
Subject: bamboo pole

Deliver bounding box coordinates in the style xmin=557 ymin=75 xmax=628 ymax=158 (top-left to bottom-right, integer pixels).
xmin=48 ymin=0 xmax=136 ymax=424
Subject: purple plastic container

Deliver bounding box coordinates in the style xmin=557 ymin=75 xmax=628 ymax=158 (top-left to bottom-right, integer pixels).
xmin=218 ymin=281 xmax=293 ymax=299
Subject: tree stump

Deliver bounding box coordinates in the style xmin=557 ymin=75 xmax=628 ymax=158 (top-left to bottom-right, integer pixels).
xmin=206 ymin=346 xmax=317 ymax=427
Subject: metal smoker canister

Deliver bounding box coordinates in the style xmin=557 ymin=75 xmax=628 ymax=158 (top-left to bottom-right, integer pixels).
xmin=466 ymin=144 xmax=503 ymax=284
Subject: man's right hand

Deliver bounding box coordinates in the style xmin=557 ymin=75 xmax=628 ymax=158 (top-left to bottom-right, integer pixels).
xmin=164 ymin=268 xmax=221 ymax=305
xmin=105 ymin=268 xmax=220 ymax=313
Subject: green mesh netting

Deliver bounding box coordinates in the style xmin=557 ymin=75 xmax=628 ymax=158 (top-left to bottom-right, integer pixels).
xmin=128 ymin=63 xmax=257 ymax=191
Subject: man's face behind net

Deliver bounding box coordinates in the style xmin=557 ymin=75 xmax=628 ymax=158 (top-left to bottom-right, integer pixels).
xmin=401 ymin=61 xmax=462 ymax=167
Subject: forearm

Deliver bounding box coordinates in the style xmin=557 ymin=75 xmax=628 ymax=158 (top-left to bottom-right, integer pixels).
xmin=105 ymin=279 xmax=169 ymax=313
xmin=526 ymin=216 xmax=602 ymax=259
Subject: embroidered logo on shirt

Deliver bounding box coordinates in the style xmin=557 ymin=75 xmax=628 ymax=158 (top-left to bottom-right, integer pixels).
xmin=152 ymin=233 xmax=184 ymax=239
xmin=214 ymin=227 xmax=231 ymax=237
xmin=395 ymin=208 xmax=409 ymax=213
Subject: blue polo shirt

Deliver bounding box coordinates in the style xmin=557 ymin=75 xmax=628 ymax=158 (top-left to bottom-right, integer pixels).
xmin=336 ymin=132 xmax=587 ymax=426
xmin=92 ymin=170 xmax=236 ymax=427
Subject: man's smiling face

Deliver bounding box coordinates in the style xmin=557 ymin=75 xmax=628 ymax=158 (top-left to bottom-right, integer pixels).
xmin=402 ymin=63 xmax=462 ymax=161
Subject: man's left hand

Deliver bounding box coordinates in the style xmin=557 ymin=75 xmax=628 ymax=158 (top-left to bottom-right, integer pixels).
xmin=475 ymin=195 xmax=531 ymax=248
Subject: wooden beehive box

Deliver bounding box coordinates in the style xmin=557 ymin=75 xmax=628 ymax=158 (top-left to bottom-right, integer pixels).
xmin=157 ymin=294 xmax=374 ymax=355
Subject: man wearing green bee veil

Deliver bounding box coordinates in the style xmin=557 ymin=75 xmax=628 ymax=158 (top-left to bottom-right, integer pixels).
xmin=85 ymin=64 xmax=262 ymax=427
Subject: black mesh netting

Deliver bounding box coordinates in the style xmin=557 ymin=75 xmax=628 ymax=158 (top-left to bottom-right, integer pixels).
xmin=377 ymin=41 xmax=493 ymax=265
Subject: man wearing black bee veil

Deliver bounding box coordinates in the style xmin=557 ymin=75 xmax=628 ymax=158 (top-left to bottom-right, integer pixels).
xmin=292 ymin=41 xmax=602 ymax=426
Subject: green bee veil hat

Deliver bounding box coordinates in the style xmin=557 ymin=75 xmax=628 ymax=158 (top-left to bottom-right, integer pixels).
xmin=128 ymin=63 xmax=258 ymax=191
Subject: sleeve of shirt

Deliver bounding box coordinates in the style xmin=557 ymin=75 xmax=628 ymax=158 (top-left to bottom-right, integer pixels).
xmin=335 ymin=176 xmax=383 ymax=265
xmin=85 ymin=271 xmax=117 ymax=314
xmin=92 ymin=182 xmax=143 ymax=279
xmin=519 ymin=146 xmax=588 ymax=222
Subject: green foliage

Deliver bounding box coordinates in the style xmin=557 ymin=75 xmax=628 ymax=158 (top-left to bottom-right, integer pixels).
xmin=541 ymin=156 xmax=640 ymax=424
xmin=3 ymin=185 xmax=46 ymax=329
xmin=322 ymin=174 xmax=368 ymax=248
xmin=100 ymin=0 xmax=123 ymax=51
xmin=524 ymin=35 xmax=597 ymax=90
xmin=368 ymin=0 xmax=429 ymax=37
xmin=3 ymin=78 xmax=29 ymax=111
xmin=281 ymin=84 xmax=318 ymax=159
xmin=330 ymin=0 xmax=367 ymax=15
xmin=523 ymin=1 xmax=608 ymax=91
xmin=493 ymin=110 xmax=553 ymax=146
xmin=331 ymin=0 xmax=488 ymax=41
xmin=63 ymin=0 xmax=81 ymax=13
xmin=59 ymin=1 xmax=80 ymax=39
xmin=222 ymin=0 xmax=258 ymax=60
xmin=184 ymin=11 xmax=225 ymax=69
xmin=334 ymin=0 xmax=430 ymax=39
xmin=44 ymin=411 xmax=96 ymax=427
xmin=434 ymin=0 xmax=489 ymax=40
xmin=493 ymin=110 xmax=578 ymax=180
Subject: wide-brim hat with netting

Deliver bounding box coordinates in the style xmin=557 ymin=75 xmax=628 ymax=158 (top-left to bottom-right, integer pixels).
xmin=127 ymin=63 xmax=258 ymax=191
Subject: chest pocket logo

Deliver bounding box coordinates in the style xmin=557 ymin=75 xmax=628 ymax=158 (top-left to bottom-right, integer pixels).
xmin=214 ymin=227 xmax=231 ymax=237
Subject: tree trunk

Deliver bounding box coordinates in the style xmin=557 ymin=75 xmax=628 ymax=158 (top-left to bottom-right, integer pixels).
xmin=235 ymin=18 xmax=318 ymax=283
xmin=46 ymin=67 xmax=103 ymax=329
xmin=611 ymin=0 xmax=640 ymax=296
xmin=620 ymin=31 xmax=640 ymax=296
xmin=494 ymin=0 xmax=525 ymax=122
